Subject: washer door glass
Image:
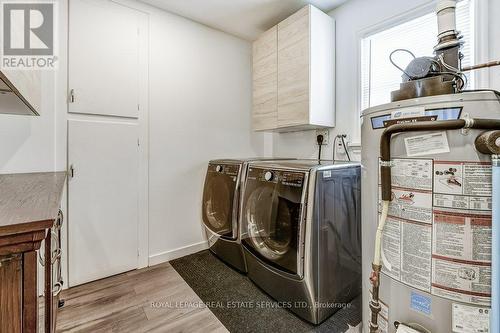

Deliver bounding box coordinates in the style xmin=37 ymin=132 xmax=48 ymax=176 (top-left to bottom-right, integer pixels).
xmin=243 ymin=169 xmax=304 ymax=275
xmin=202 ymin=165 xmax=238 ymax=238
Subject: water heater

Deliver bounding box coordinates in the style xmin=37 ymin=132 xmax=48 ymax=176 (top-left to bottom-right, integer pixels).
xmin=361 ymin=91 xmax=500 ymax=332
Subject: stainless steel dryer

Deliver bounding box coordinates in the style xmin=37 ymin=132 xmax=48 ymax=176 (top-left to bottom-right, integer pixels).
xmin=202 ymin=158 xmax=292 ymax=272
xmin=241 ymin=160 xmax=362 ymax=324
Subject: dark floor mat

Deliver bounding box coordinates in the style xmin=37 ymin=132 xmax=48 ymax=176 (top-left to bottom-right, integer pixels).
xmin=170 ymin=250 xmax=361 ymax=333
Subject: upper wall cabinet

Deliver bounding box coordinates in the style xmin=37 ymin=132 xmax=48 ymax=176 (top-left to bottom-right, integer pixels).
xmin=68 ymin=0 xmax=144 ymax=119
xmin=0 ymin=70 xmax=41 ymax=116
xmin=252 ymin=26 xmax=278 ymax=130
xmin=252 ymin=5 xmax=335 ymax=132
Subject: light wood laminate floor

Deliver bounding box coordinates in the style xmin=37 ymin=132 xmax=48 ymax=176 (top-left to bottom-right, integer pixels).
xmin=56 ymin=263 xmax=228 ymax=333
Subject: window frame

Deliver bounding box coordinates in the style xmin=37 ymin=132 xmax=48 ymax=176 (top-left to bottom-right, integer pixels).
xmin=355 ymin=0 xmax=488 ymax=128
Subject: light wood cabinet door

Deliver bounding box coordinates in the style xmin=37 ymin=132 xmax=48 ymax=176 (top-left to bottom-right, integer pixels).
xmin=252 ymin=27 xmax=277 ymax=130
xmin=277 ymin=6 xmax=310 ymax=128
xmin=251 ymin=5 xmax=334 ymax=132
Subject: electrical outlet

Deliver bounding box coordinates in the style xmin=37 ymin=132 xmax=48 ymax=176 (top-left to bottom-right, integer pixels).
xmin=336 ymin=138 xmax=345 ymax=155
xmin=336 ymin=134 xmax=349 ymax=155
xmin=315 ymin=129 xmax=329 ymax=145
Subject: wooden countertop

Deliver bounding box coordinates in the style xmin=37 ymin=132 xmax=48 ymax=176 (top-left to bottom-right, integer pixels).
xmin=0 ymin=172 xmax=66 ymax=237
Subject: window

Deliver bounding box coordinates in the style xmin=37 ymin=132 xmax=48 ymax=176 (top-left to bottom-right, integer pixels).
xmin=360 ymin=0 xmax=475 ymax=110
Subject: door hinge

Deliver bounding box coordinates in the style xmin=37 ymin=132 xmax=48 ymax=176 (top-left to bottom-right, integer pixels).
xmin=137 ymin=139 xmax=140 ymax=147
xmin=69 ymin=164 xmax=75 ymax=179
xmin=69 ymin=89 xmax=75 ymax=103
xmin=137 ymin=104 xmax=140 ymax=111
xmin=137 ymin=249 xmax=140 ymax=257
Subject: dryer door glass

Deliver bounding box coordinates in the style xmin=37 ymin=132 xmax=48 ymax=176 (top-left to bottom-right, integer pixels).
xmin=242 ymin=168 xmax=305 ymax=275
xmin=202 ymin=164 xmax=239 ymax=239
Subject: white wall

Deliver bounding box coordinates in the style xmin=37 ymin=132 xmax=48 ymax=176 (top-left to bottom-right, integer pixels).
xmin=271 ymin=0 xmax=500 ymax=161
xmin=0 ymin=72 xmax=57 ymax=173
xmin=55 ymin=0 xmax=267 ymax=266
xmin=60 ymin=0 xmax=267 ymax=266
xmin=1 ymin=0 xmax=265 ymax=281
xmin=147 ymin=7 xmax=267 ymax=263
xmin=2 ymin=0 xmax=500 ymax=274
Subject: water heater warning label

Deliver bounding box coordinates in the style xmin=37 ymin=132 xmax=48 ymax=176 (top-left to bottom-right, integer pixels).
xmin=379 ymin=159 xmax=434 ymax=292
xmin=431 ymin=161 xmax=492 ymax=305
xmin=378 ymin=159 xmax=492 ymax=306
xmin=452 ymin=303 xmax=490 ymax=333
xmin=434 ymin=161 xmax=492 ymax=197
xmin=404 ymin=132 xmax=450 ymax=157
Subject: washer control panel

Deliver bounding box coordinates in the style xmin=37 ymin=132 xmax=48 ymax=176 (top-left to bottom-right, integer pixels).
xmin=248 ymin=168 xmax=305 ymax=187
xmin=208 ymin=163 xmax=240 ymax=176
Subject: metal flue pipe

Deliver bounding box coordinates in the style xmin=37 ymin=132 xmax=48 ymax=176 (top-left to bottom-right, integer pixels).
xmin=434 ymin=0 xmax=460 ymax=52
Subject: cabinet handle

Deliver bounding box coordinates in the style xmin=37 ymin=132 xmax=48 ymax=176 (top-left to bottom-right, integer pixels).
xmin=53 ymin=282 xmax=63 ymax=296
xmin=69 ymin=165 xmax=75 ymax=179
xmin=56 ymin=209 xmax=64 ymax=229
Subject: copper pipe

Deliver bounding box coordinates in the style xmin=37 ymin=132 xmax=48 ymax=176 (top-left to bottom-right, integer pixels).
xmin=475 ymin=131 xmax=500 ymax=155
xmin=379 ymin=119 xmax=500 ymax=200
xmin=380 ymin=119 xmax=465 ymax=200
xmin=462 ymin=60 xmax=500 ymax=72
xmin=369 ymin=264 xmax=382 ymax=333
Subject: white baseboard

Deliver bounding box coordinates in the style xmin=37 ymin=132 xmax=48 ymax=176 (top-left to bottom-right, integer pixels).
xmin=148 ymin=240 xmax=209 ymax=266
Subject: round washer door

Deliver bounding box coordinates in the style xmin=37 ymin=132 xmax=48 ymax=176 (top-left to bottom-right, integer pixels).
xmin=242 ymin=168 xmax=305 ymax=275
xmin=202 ymin=164 xmax=239 ymax=238
xmin=246 ymin=186 xmax=293 ymax=259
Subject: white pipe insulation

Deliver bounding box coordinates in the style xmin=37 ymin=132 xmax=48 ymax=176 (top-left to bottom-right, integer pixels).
xmin=373 ymin=201 xmax=390 ymax=267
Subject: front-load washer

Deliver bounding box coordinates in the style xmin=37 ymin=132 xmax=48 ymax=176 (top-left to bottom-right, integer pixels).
xmin=241 ymin=160 xmax=362 ymax=324
xmin=202 ymin=158 xmax=292 ymax=272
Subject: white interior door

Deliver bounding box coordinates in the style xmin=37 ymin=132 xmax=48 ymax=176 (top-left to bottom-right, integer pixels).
xmin=68 ymin=0 xmax=141 ymax=118
xmin=67 ymin=0 xmax=147 ymax=286
xmin=68 ymin=120 xmax=139 ymax=286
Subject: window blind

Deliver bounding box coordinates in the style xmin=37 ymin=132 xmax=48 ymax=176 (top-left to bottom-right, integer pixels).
xmin=361 ymin=0 xmax=474 ymax=110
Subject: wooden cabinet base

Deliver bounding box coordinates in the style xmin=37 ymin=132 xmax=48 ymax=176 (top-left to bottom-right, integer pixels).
xmin=0 ymin=230 xmax=45 ymax=333
xmin=0 ymin=253 xmax=22 ymax=333
xmin=0 ymin=172 xmax=66 ymax=332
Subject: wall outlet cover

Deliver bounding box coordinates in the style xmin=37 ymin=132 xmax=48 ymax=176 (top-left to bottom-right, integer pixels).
xmin=336 ymin=138 xmax=346 ymax=154
xmin=316 ymin=129 xmax=329 ymax=145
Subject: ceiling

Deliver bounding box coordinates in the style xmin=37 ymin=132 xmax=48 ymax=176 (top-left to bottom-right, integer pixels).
xmin=139 ymin=0 xmax=348 ymax=41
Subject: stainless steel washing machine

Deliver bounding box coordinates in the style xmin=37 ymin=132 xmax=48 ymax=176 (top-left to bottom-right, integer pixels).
xmin=202 ymin=158 xmax=292 ymax=272
xmin=241 ymin=160 xmax=362 ymax=324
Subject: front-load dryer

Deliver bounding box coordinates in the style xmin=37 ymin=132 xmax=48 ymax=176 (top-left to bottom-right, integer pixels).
xmin=241 ymin=160 xmax=362 ymax=324
xmin=202 ymin=158 xmax=292 ymax=272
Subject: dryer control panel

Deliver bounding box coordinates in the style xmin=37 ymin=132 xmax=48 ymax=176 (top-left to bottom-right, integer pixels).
xmin=208 ymin=163 xmax=240 ymax=176
xmin=248 ymin=168 xmax=305 ymax=187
